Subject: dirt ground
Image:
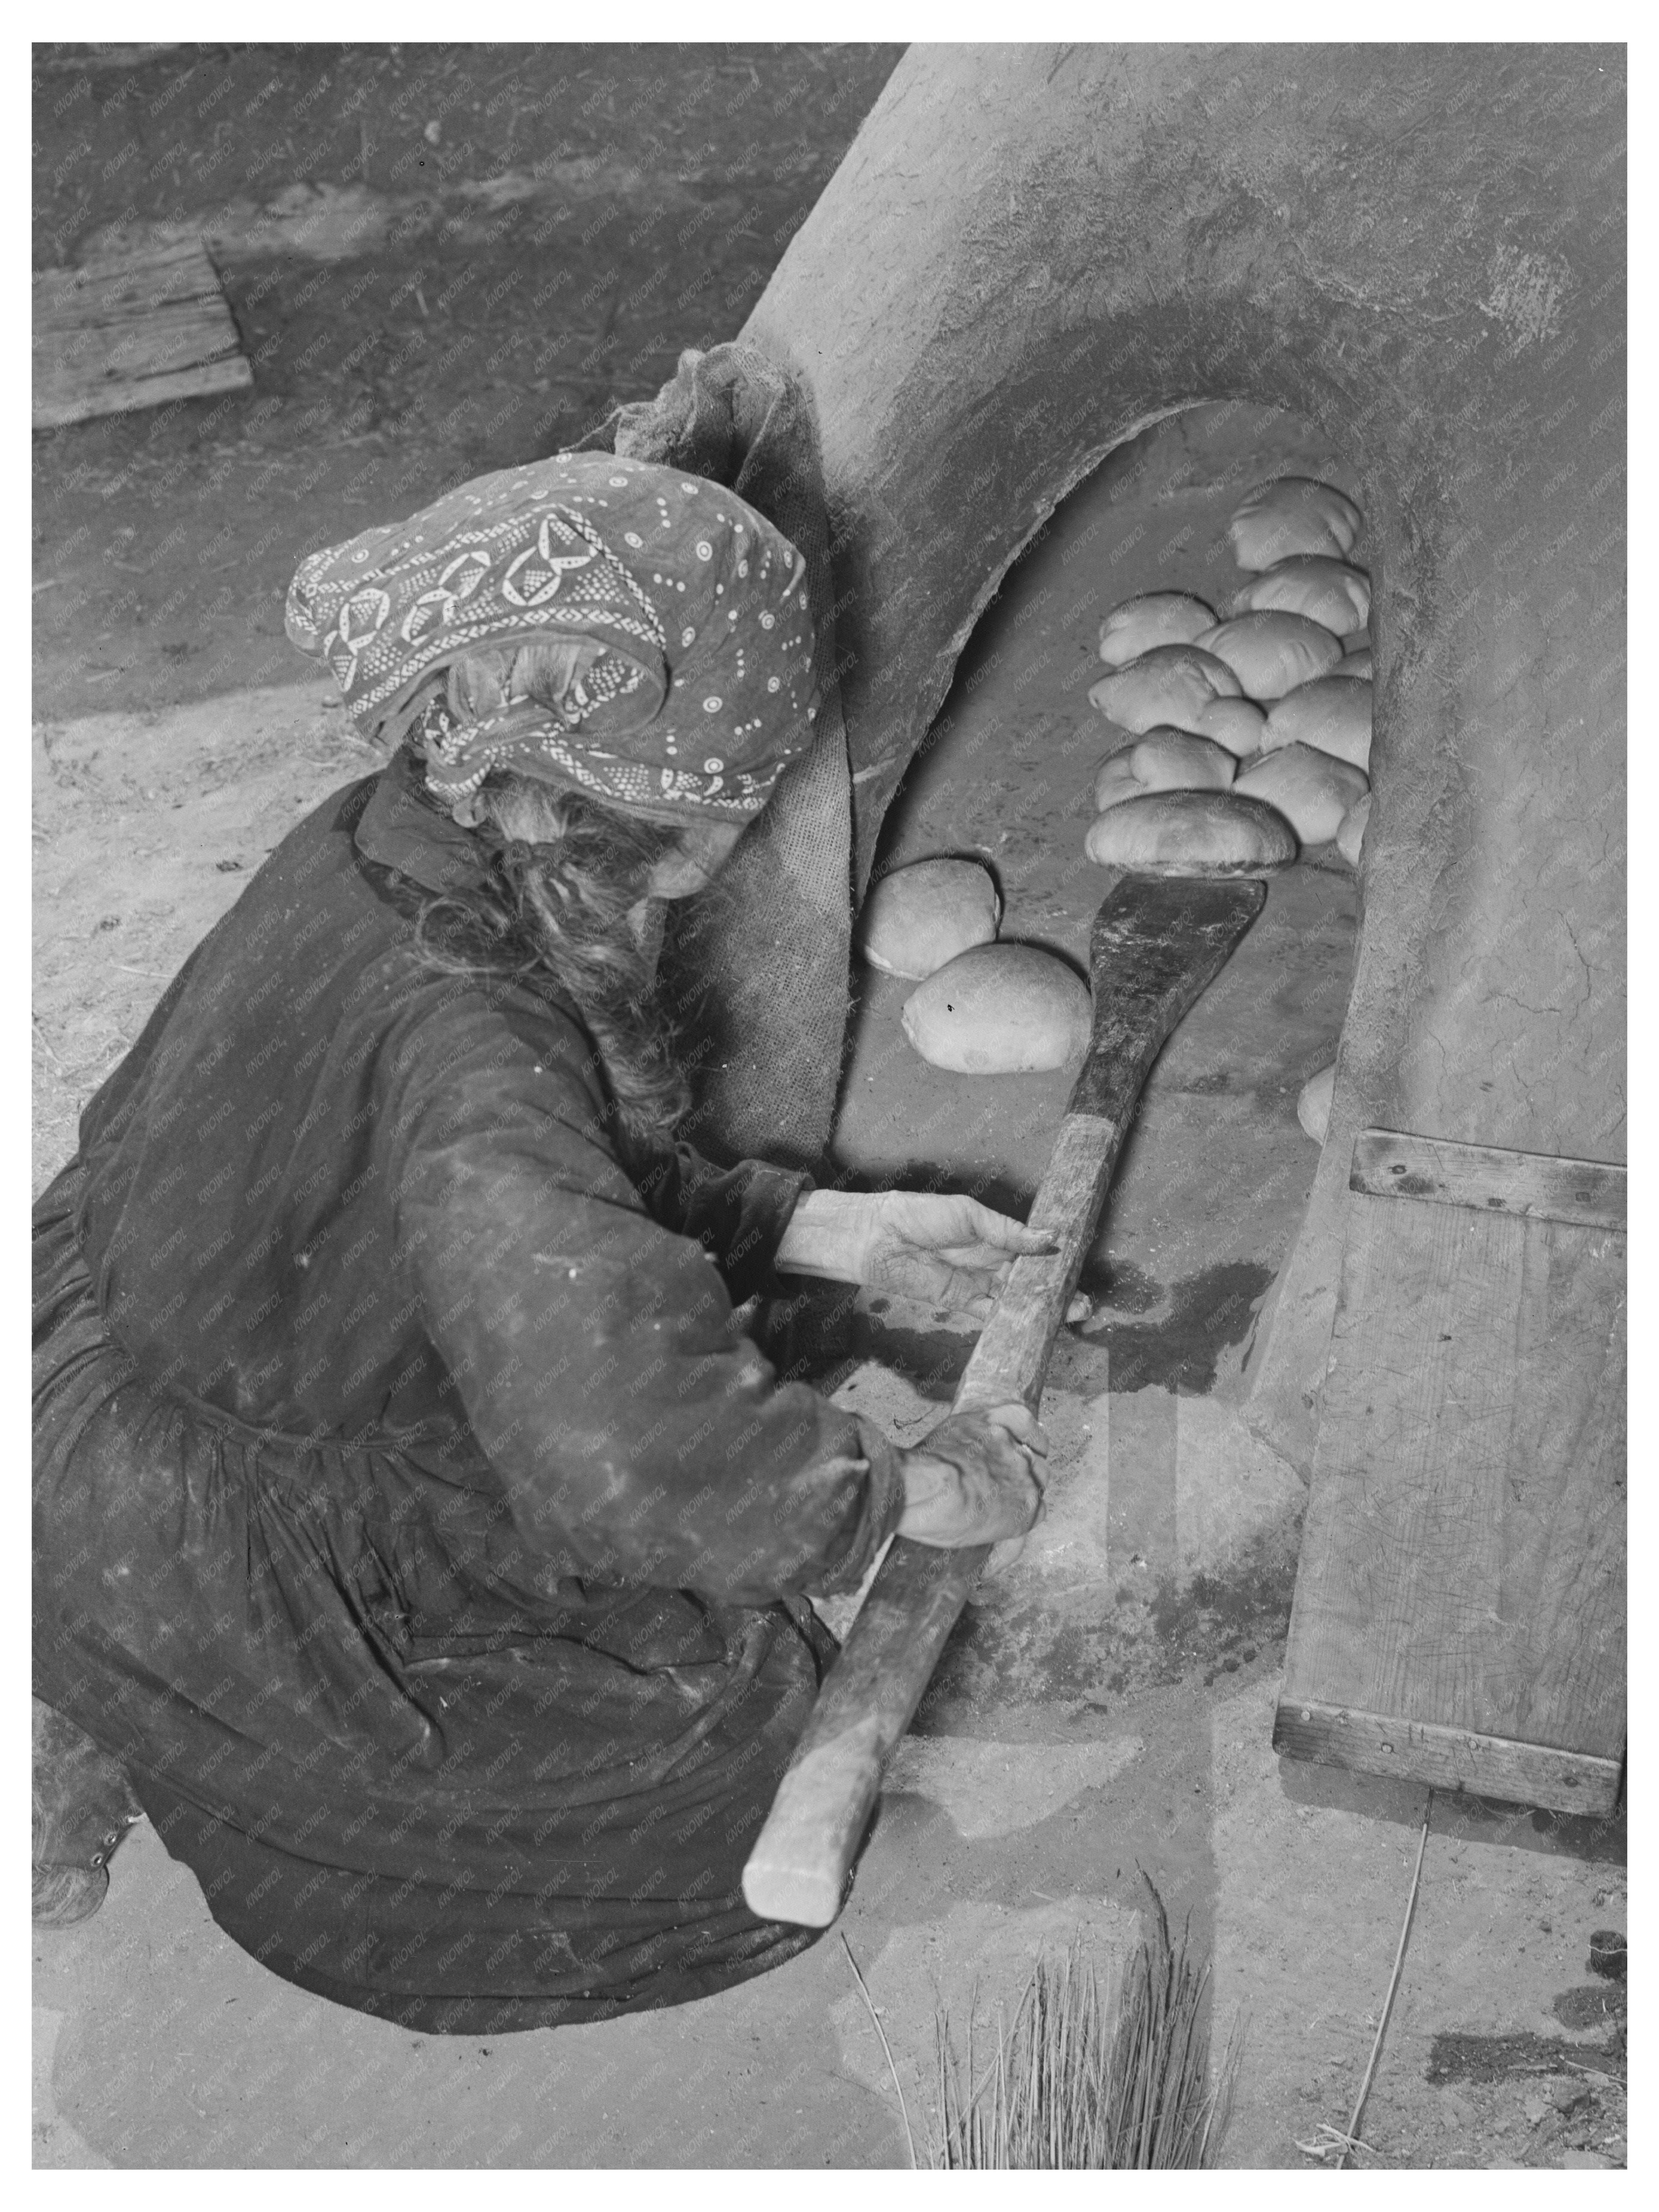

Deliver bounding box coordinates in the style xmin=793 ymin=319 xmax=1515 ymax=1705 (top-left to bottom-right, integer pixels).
xmin=33 ymin=43 xmax=1626 ymax=2172
xmin=33 ymin=42 xmax=903 ymax=724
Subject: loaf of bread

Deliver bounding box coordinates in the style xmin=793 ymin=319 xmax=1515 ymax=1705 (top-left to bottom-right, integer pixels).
xmin=1234 ymin=743 xmax=1369 ymax=844
xmin=1084 ymin=788 xmax=1298 ymax=874
xmin=901 ymin=943 xmax=1092 ymax=1073
xmin=1190 ymin=695 xmax=1268 ymax=758
xmin=1230 ymin=555 xmax=1371 ymax=636
xmin=1097 ymin=592 xmax=1217 ymax=668
xmin=856 ymin=856 xmax=1001 ymax=980
xmin=1336 ymin=644 xmax=1373 ymax=679
xmin=1228 ymin=477 xmax=1364 ymax=569
xmin=1296 ymin=1062 xmax=1337 ymax=1144
xmin=1261 ymin=675 xmax=1373 ymax=770
xmin=1337 ymin=790 xmax=1371 ymax=868
xmin=1092 ymin=727 xmax=1238 ymax=812
xmin=1196 ymin=612 xmax=1344 ymax=700
xmin=1088 ymin=643 xmax=1243 ymax=733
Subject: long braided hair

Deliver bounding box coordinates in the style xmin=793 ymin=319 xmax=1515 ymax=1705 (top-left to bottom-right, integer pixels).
xmin=408 ymin=643 xmax=696 ymax=1147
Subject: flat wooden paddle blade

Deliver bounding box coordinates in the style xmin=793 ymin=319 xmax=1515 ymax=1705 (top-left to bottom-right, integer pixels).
xmin=1068 ymin=874 xmax=1267 ymax=1122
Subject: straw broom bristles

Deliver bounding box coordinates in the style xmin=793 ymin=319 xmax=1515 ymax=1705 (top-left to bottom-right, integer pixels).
xmin=930 ymin=1875 xmax=1242 ymax=2169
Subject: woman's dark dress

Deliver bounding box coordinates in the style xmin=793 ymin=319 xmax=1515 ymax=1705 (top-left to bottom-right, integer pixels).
xmin=32 ymin=753 xmax=901 ymax=2033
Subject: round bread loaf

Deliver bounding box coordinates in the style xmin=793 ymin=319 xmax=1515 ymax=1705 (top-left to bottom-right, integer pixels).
xmin=1336 ymin=644 xmax=1373 ymax=679
xmin=1296 ymin=1062 xmax=1337 ymax=1144
xmin=1093 ymin=728 xmax=1236 ymax=811
xmin=901 ymin=943 xmax=1091 ymax=1073
xmin=1228 ymin=477 xmax=1364 ymax=570
xmin=1262 ymin=675 xmax=1373 ymax=769
xmin=1230 ymin=555 xmax=1371 ymax=635
xmin=1336 ymin=790 xmax=1371 ymax=868
xmin=1091 ymin=753 xmax=1144 ymax=813
xmin=857 ymin=856 xmax=1001 ymax=980
xmin=1190 ymin=695 xmax=1267 ymax=758
xmin=1235 ymin=743 xmax=1369 ymax=845
xmin=1084 ymin=789 xmax=1298 ymax=875
xmin=1097 ymin=592 xmax=1217 ymax=668
xmin=1196 ymin=612 xmax=1344 ymax=699
xmin=1088 ymin=644 xmax=1242 ymax=733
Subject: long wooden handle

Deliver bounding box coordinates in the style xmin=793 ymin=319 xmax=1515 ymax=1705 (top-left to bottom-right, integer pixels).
xmin=740 ymin=872 xmax=1266 ymax=1927
xmin=741 ymin=1116 xmax=1121 ymax=1925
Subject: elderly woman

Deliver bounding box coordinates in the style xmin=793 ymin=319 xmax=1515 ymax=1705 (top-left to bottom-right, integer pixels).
xmin=32 ymin=451 xmax=1048 ymax=2034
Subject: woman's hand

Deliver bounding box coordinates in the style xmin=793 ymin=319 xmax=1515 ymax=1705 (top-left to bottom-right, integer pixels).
xmin=775 ymin=1189 xmax=1090 ymax=1323
xmin=896 ymin=1403 xmax=1048 ymax=1566
xmin=862 ymin=1191 xmax=1058 ymax=1317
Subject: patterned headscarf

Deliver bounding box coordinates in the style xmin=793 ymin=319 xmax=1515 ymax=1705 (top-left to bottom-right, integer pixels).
xmin=285 ymin=453 xmax=818 ymax=819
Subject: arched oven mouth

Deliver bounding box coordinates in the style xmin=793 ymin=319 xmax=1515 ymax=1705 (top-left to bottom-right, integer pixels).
xmin=828 ymin=400 xmax=1370 ymax=1412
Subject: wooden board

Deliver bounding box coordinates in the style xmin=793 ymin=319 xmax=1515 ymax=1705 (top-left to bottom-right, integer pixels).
xmin=33 ymin=239 xmax=251 ymax=429
xmin=1273 ymin=1704 xmax=1623 ymax=1811
xmin=1349 ymin=1130 xmax=1625 ymax=1233
xmin=1277 ymin=1131 xmax=1625 ymax=1815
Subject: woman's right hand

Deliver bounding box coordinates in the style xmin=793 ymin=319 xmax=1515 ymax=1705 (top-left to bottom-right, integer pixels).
xmin=896 ymin=1402 xmax=1048 ymax=1555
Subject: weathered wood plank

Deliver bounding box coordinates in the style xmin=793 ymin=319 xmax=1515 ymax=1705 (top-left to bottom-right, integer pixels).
xmin=33 ymin=239 xmax=251 ymax=429
xmin=34 ymin=236 xmax=232 ymax=322
xmin=1279 ymin=1132 xmax=1626 ymax=1812
xmin=1349 ymin=1128 xmax=1625 ymax=1232
xmin=34 ymin=356 xmax=253 ymax=430
xmin=1271 ymin=1702 xmax=1623 ymax=1816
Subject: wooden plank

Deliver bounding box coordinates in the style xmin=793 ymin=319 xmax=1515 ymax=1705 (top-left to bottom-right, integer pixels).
xmin=1349 ymin=1129 xmax=1625 ymax=1232
xmin=33 ymin=236 xmax=225 ymax=323
xmin=742 ymin=871 xmax=1268 ymax=1925
xmin=34 ymin=357 xmax=252 ymax=430
xmin=33 ymin=239 xmax=251 ymax=429
xmin=1272 ymin=1702 xmax=1623 ymax=1816
xmin=1279 ymin=1133 xmax=1626 ymax=1814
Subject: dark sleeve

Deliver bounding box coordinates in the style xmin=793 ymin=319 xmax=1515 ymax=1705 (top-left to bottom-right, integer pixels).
xmin=387 ymin=985 xmax=901 ymax=1604
xmin=627 ymin=1141 xmax=811 ymax=1304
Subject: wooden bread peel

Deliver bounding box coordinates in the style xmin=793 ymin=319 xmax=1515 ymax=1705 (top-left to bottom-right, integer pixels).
xmin=743 ymin=861 xmax=1278 ymax=1926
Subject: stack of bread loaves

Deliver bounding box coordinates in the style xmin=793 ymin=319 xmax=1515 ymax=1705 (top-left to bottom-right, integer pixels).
xmin=1085 ymin=477 xmax=1375 ymax=871
xmin=866 ymin=477 xmax=1376 ymax=1077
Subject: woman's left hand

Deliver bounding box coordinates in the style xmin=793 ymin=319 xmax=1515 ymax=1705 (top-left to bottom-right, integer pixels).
xmin=776 ymin=1189 xmax=1091 ymax=1323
